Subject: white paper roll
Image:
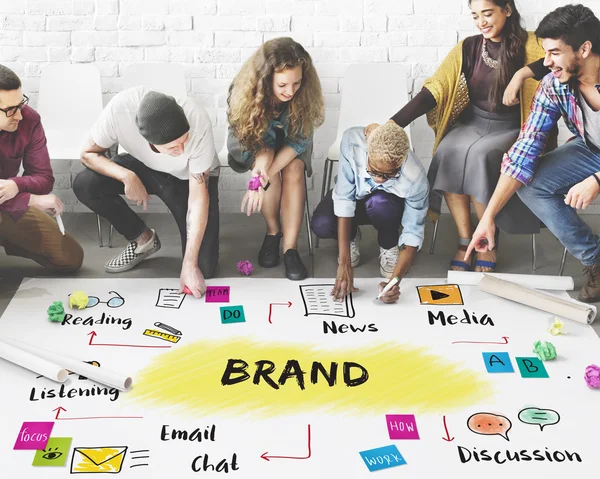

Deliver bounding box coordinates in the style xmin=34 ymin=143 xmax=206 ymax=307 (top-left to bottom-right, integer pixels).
xmin=0 ymin=340 xmax=68 ymax=383
xmin=479 ymin=274 xmax=596 ymax=324
xmin=448 ymin=271 xmax=575 ymax=291
xmin=4 ymin=338 xmax=132 ymax=391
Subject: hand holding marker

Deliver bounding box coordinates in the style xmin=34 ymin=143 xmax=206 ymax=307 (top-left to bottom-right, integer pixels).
xmin=377 ymin=276 xmax=399 ymax=301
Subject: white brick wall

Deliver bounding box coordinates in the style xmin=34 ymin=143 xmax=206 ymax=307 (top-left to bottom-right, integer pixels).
xmin=1 ymin=0 xmax=600 ymax=213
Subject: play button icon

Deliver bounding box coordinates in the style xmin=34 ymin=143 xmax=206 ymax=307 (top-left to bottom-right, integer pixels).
xmin=430 ymin=290 xmax=450 ymax=301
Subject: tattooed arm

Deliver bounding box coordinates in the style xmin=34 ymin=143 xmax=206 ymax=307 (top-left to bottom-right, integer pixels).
xmin=180 ymin=169 xmax=211 ymax=298
xmin=81 ymin=135 xmax=150 ymax=209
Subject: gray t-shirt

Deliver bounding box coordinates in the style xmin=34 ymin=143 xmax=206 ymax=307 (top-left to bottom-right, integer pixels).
xmin=578 ymin=90 xmax=600 ymax=150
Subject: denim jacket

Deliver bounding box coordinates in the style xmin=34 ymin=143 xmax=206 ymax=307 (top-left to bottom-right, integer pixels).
xmin=227 ymin=103 xmax=313 ymax=173
xmin=333 ymin=127 xmax=430 ymax=250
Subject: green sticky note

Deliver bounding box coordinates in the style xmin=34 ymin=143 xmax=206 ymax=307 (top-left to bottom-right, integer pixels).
xmin=516 ymin=357 xmax=549 ymax=378
xmin=220 ymin=305 xmax=245 ymax=324
xmin=32 ymin=437 xmax=72 ymax=466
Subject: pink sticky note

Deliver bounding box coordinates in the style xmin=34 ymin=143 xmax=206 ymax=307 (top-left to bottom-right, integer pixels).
xmin=386 ymin=415 xmax=420 ymax=440
xmin=14 ymin=422 xmax=54 ymax=450
xmin=205 ymin=286 xmax=230 ymax=303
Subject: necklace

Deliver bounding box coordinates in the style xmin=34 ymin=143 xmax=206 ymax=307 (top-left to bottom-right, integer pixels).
xmin=481 ymin=38 xmax=499 ymax=70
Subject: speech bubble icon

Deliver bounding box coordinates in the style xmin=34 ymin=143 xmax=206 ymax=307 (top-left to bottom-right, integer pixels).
xmin=518 ymin=407 xmax=560 ymax=431
xmin=467 ymin=412 xmax=512 ymax=441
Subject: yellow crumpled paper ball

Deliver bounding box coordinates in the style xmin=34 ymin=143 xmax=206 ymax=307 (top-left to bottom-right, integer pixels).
xmin=69 ymin=291 xmax=89 ymax=309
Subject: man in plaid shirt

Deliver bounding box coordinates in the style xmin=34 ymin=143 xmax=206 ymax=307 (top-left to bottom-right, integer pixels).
xmin=466 ymin=4 xmax=600 ymax=302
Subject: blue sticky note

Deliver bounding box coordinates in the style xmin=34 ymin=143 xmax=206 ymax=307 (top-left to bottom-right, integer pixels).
xmin=516 ymin=357 xmax=549 ymax=378
xmin=220 ymin=305 xmax=245 ymax=324
xmin=359 ymin=445 xmax=406 ymax=472
xmin=482 ymin=352 xmax=514 ymax=373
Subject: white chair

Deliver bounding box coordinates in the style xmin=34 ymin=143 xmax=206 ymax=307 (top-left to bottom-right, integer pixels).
xmin=104 ymin=63 xmax=188 ymax=247
xmin=317 ymin=63 xmax=412 ymax=247
xmin=218 ymin=136 xmax=315 ymax=270
xmin=123 ymin=62 xmax=187 ymax=98
xmin=37 ymin=64 xmax=104 ymax=244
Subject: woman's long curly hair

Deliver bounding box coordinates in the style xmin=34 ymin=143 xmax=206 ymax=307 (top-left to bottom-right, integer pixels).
xmin=470 ymin=0 xmax=528 ymax=111
xmin=227 ymin=37 xmax=325 ymax=153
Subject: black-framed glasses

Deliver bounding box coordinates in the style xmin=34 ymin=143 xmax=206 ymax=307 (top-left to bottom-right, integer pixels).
xmin=0 ymin=94 xmax=29 ymax=118
xmin=366 ymin=166 xmax=402 ymax=181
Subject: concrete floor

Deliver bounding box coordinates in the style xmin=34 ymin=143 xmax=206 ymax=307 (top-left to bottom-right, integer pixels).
xmin=1 ymin=212 xmax=599 ymax=337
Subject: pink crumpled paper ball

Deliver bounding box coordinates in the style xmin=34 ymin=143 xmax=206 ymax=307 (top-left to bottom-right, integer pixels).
xmin=584 ymin=364 xmax=600 ymax=389
xmin=237 ymin=260 xmax=253 ymax=276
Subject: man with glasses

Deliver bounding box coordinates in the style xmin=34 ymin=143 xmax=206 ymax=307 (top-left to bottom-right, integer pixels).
xmin=311 ymin=121 xmax=429 ymax=303
xmin=73 ymin=87 xmax=220 ymax=298
xmin=0 ymin=64 xmax=83 ymax=272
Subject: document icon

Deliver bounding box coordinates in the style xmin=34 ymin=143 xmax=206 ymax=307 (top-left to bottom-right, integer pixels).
xmin=156 ymin=288 xmax=186 ymax=309
xmin=70 ymin=446 xmax=128 ymax=474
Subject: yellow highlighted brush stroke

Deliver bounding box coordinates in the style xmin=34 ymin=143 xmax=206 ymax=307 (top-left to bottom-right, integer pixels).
xmin=131 ymin=339 xmax=492 ymax=417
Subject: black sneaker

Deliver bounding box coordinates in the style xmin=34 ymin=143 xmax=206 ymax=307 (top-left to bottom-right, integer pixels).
xmin=283 ymin=249 xmax=307 ymax=281
xmin=258 ymin=233 xmax=282 ymax=268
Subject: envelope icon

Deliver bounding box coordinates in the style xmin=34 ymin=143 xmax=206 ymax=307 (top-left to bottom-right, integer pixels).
xmin=70 ymin=446 xmax=128 ymax=474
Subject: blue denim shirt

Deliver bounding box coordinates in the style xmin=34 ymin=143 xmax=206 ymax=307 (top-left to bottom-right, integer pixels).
xmin=333 ymin=127 xmax=430 ymax=250
xmin=227 ymin=103 xmax=312 ymax=172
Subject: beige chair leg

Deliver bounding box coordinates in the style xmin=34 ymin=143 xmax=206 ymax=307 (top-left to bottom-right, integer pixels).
xmin=559 ymin=247 xmax=568 ymax=276
xmin=429 ymin=219 xmax=439 ymax=254
xmin=532 ymin=234 xmax=537 ymax=271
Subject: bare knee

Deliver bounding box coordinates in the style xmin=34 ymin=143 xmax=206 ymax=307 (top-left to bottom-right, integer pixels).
xmin=282 ymin=158 xmax=305 ymax=182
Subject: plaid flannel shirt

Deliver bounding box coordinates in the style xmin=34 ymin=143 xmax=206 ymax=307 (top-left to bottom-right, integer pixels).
xmin=501 ymin=73 xmax=600 ymax=185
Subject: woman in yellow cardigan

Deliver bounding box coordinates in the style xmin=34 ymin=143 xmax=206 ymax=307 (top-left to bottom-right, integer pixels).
xmin=369 ymin=0 xmax=554 ymax=272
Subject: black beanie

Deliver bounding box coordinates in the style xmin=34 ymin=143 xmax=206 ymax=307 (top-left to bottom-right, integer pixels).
xmin=135 ymin=91 xmax=190 ymax=145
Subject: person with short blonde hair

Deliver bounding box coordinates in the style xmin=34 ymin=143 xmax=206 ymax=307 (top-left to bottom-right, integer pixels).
xmin=311 ymin=122 xmax=429 ymax=304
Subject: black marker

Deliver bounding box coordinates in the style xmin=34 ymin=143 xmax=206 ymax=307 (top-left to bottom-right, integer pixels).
xmin=154 ymin=322 xmax=182 ymax=336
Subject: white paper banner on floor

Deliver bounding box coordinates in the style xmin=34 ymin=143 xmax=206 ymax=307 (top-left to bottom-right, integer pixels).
xmin=1 ymin=277 xmax=599 ymax=478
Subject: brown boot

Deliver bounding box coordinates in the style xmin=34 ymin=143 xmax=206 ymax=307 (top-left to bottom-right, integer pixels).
xmin=578 ymin=263 xmax=600 ymax=303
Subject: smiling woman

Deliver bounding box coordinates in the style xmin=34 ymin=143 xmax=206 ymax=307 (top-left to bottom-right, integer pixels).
xmin=380 ymin=0 xmax=556 ymax=275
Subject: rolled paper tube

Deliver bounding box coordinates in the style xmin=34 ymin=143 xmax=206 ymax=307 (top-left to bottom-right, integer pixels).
xmin=4 ymin=338 xmax=133 ymax=391
xmin=479 ymin=275 xmax=596 ymax=324
xmin=448 ymin=271 xmax=574 ymax=291
xmin=0 ymin=340 xmax=68 ymax=383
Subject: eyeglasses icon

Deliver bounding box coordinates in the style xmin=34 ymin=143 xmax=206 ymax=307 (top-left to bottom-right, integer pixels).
xmin=85 ymin=291 xmax=125 ymax=308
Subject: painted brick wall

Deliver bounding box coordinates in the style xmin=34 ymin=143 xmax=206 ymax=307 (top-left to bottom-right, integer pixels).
xmin=1 ymin=0 xmax=599 ymax=213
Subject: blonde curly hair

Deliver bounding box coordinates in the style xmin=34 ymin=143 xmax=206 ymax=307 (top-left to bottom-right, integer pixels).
xmin=368 ymin=121 xmax=410 ymax=168
xmin=227 ymin=37 xmax=325 ymax=154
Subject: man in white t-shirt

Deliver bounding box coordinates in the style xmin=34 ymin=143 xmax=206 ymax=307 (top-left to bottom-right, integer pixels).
xmin=74 ymin=86 xmax=220 ymax=298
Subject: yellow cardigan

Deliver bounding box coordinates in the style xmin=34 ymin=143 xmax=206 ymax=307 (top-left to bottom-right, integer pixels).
xmin=423 ymin=32 xmax=547 ymax=154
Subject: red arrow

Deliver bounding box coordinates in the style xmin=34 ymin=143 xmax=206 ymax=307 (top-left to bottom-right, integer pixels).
xmin=268 ymin=301 xmax=292 ymax=324
xmin=452 ymin=336 xmax=509 ymax=345
xmin=442 ymin=416 xmax=455 ymax=442
xmin=261 ymin=424 xmax=311 ymax=461
xmin=87 ymin=331 xmax=171 ymax=349
xmin=53 ymin=406 xmax=143 ymax=421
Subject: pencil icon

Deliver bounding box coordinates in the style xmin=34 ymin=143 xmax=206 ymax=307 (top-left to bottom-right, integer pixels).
xmin=153 ymin=322 xmax=182 ymax=336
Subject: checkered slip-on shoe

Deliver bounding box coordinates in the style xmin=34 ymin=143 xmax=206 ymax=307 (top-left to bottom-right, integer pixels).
xmin=104 ymin=229 xmax=161 ymax=273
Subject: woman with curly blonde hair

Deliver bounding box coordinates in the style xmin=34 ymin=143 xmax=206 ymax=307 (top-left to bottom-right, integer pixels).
xmin=227 ymin=37 xmax=324 ymax=280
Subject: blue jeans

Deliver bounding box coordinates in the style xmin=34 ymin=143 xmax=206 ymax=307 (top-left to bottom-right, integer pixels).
xmin=517 ymin=138 xmax=600 ymax=266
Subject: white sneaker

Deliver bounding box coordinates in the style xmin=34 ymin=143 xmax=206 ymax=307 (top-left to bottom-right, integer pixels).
xmin=338 ymin=227 xmax=361 ymax=268
xmin=379 ymin=246 xmax=398 ymax=279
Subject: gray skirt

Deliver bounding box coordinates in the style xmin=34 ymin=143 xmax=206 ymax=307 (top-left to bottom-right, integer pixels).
xmin=428 ymin=105 xmax=541 ymax=234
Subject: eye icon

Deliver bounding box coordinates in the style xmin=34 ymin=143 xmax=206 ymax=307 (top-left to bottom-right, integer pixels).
xmin=42 ymin=448 xmax=63 ymax=460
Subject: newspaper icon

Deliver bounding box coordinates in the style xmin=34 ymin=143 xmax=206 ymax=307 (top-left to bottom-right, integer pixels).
xmin=299 ymin=284 xmax=355 ymax=318
xmin=156 ymin=289 xmax=186 ymax=309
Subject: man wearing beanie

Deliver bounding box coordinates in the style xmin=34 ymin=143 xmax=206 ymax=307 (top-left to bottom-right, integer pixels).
xmin=74 ymin=86 xmax=220 ymax=297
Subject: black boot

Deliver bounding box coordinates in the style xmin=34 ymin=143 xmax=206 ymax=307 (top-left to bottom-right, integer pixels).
xmin=283 ymin=249 xmax=307 ymax=281
xmin=258 ymin=233 xmax=282 ymax=268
